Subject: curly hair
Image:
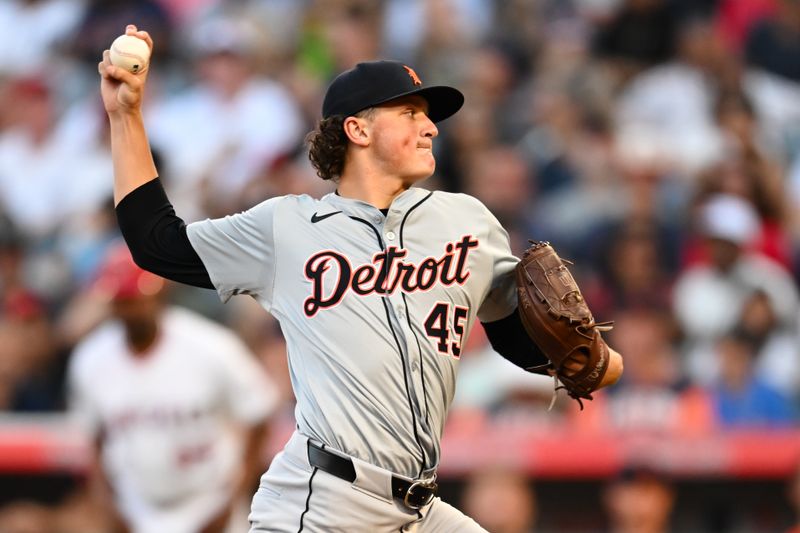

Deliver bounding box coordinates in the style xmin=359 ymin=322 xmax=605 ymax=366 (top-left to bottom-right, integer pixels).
xmin=306 ymin=109 xmax=374 ymax=182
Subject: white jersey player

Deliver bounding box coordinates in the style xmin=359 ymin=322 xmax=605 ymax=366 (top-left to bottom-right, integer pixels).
xmin=98 ymin=25 xmax=622 ymax=532
xmin=68 ymin=245 xmax=279 ymax=533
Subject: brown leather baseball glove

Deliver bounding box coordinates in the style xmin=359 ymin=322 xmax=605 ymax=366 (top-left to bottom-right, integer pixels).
xmin=515 ymin=241 xmax=612 ymax=407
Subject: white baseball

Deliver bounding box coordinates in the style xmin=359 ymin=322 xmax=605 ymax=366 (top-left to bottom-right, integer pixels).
xmin=109 ymin=34 xmax=150 ymax=74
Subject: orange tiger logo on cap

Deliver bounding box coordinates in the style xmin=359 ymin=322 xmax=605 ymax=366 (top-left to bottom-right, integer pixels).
xmin=403 ymin=65 xmax=422 ymax=86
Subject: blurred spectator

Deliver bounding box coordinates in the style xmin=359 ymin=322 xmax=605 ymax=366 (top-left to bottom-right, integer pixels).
xmin=461 ymin=466 xmax=538 ymax=533
xmin=0 ymin=214 xmax=26 ymax=294
xmin=666 ymin=0 xmax=718 ymax=21
xmin=154 ymin=0 xmax=223 ymax=26
xmin=685 ymin=89 xmax=795 ymax=270
xmin=0 ymin=76 xmax=111 ymax=254
xmin=52 ymin=96 xmax=118 ymax=214
xmin=745 ymin=0 xmax=800 ymax=83
xmin=56 ymin=196 xmax=120 ymax=287
xmin=67 ymin=244 xmax=280 ymax=533
xmin=148 ymin=14 xmax=304 ymax=219
xmin=520 ymin=78 xmax=602 ymax=199
xmin=580 ymin=309 xmax=714 ymax=434
xmin=0 ymin=217 xmax=35 ymax=408
xmin=460 ymin=145 xmax=540 ymax=252
xmin=790 ymin=154 xmax=800 ymax=242
xmin=0 ymin=321 xmax=26 ymax=410
xmin=710 ymin=328 xmax=796 ymax=428
xmin=0 ymin=76 xmax=75 ymax=238
xmin=614 ymin=15 xmax=732 ymax=176
xmin=52 ymin=489 xmax=116 ymax=533
xmin=738 ymin=289 xmax=800 ymax=401
xmin=437 ymin=98 xmax=499 ymax=193
xmin=0 ymin=0 xmax=87 ymax=77
xmin=491 ymin=0 xmax=545 ymax=61
xmin=238 ymin=144 xmax=332 ymax=210
xmin=591 ymin=0 xmax=679 ymax=82
xmin=461 ymin=39 xmax=534 ymax=144
xmin=716 ymin=0 xmax=777 ymax=51
xmin=788 ymin=462 xmax=800 ymax=533
xmin=518 ymin=76 xmax=625 ymax=259
xmin=382 ymin=0 xmax=493 ymax=66
xmin=603 ymin=465 xmax=675 ymax=533
xmin=0 ymin=74 xmax=119 ymax=303
xmin=1 ymin=290 xmax=64 ymax=411
xmin=742 ymin=67 xmax=800 ymax=166
xmin=0 ymin=501 xmax=53 ymax=533
xmin=0 ymin=492 xmax=112 ymax=533
xmin=713 ymin=87 xmax=786 ymax=183
xmin=713 ymin=86 xmax=775 ymax=165
xmin=673 ymin=194 xmax=799 ymax=386
xmin=220 ymin=296 xmax=295 ymax=420
xmin=691 ymin=153 xmax=793 ymax=271
xmin=230 ymin=1 xmax=305 ymax=67
xmin=320 ymin=0 xmax=382 ymax=73
xmin=674 ymin=195 xmax=798 ymax=384
xmin=583 ymin=217 xmax=679 ymax=317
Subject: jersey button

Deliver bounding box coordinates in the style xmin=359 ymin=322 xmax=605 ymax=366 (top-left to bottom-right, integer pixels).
xmin=412 ymin=361 xmax=420 ymax=372
xmin=386 ymin=231 xmax=396 ymax=241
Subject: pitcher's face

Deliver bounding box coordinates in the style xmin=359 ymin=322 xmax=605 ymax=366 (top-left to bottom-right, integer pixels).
xmin=368 ymin=95 xmax=439 ymax=184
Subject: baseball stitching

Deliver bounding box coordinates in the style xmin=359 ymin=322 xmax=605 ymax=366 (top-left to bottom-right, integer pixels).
xmin=111 ymin=44 xmax=147 ymax=73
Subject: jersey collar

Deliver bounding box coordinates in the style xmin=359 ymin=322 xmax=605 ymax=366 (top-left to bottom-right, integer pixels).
xmin=321 ymin=187 xmax=431 ymax=221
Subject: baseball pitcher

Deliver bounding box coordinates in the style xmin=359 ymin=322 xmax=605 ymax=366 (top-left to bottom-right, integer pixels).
xmin=98 ymin=25 xmax=623 ymax=533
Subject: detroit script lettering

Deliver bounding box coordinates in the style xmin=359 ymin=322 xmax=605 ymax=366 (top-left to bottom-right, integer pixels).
xmin=303 ymin=235 xmax=479 ymax=317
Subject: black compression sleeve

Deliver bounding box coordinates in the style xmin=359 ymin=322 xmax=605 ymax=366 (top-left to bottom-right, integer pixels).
xmin=115 ymin=178 xmax=214 ymax=289
xmin=481 ymin=308 xmax=550 ymax=374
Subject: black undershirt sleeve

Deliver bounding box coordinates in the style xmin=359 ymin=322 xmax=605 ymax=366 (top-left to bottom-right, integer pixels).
xmin=481 ymin=308 xmax=551 ymax=374
xmin=115 ymin=178 xmax=214 ymax=289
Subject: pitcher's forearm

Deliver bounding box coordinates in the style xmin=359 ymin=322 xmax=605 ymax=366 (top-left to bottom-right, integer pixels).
xmin=109 ymin=111 xmax=158 ymax=205
xmin=598 ymin=346 xmax=623 ymax=388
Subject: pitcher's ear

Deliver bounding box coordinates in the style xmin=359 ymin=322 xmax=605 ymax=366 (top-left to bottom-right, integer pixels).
xmin=343 ymin=116 xmax=371 ymax=147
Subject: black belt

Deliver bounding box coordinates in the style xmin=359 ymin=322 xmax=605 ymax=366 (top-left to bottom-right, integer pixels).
xmin=307 ymin=441 xmax=437 ymax=509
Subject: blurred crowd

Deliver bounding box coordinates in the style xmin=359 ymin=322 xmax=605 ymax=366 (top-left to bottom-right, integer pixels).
xmin=1 ymin=0 xmax=800 ymax=531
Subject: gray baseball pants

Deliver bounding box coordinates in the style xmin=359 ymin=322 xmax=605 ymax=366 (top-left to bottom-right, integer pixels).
xmin=248 ymin=431 xmax=487 ymax=532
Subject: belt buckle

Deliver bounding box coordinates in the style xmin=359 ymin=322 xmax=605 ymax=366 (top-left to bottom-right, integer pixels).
xmin=403 ymin=477 xmax=437 ymax=509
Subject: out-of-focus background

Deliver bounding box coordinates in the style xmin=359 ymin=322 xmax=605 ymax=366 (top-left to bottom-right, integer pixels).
xmin=0 ymin=0 xmax=799 ymax=531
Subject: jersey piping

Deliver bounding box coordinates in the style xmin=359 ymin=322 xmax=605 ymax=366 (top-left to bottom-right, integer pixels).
xmin=403 ymin=291 xmax=430 ymax=429
xmin=397 ymin=191 xmax=435 ymax=447
xmin=348 ymin=214 xmax=427 ymax=475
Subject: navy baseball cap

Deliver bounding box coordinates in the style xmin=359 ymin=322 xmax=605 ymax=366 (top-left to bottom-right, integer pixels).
xmin=322 ymin=60 xmax=464 ymax=123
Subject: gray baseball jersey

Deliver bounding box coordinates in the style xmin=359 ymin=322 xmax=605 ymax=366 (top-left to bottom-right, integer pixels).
xmin=187 ymin=187 xmax=518 ymax=479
